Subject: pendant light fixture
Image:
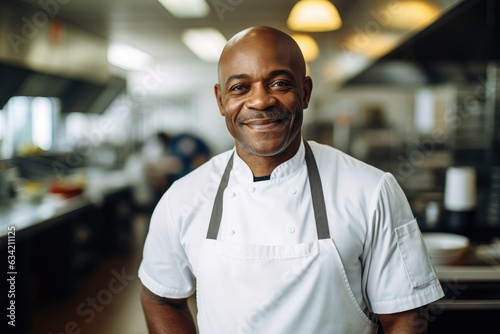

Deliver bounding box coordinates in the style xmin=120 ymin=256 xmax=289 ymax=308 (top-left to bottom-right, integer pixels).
xmin=287 ymin=0 xmax=342 ymax=32
xmin=291 ymin=34 xmax=319 ymax=62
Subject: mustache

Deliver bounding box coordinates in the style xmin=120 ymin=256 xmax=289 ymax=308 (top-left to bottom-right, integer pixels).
xmin=238 ymin=110 xmax=291 ymax=123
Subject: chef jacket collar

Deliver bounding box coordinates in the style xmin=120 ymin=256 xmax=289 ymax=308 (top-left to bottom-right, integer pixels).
xmin=232 ymin=138 xmax=306 ymax=183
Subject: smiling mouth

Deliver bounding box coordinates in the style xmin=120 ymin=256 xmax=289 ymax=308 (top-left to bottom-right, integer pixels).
xmin=240 ymin=111 xmax=291 ymax=130
xmin=243 ymin=117 xmax=288 ymax=130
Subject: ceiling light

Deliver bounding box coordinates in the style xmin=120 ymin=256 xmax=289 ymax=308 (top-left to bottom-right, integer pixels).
xmin=387 ymin=1 xmax=441 ymax=30
xmin=182 ymin=28 xmax=227 ymax=62
xmin=108 ymin=43 xmax=152 ymax=71
xmin=342 ymin=33 xmax=401 ymax=59
xmin=291 ymin=34 xmax=319 ymax=62
xmin=157 ymin=0 xmax=210 ymax=18
xmin=287 ymin=0 xmax=342 ymax=32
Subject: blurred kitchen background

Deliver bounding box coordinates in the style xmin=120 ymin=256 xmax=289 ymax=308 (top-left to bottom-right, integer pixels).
xmin=0 ymin=0 xmax=499 ymax=333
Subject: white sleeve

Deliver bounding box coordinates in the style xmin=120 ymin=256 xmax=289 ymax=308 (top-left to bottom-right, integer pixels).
xmin=138 ymin=192 xmax=196 ymax=298
xmin=362 ymin=173 xmax=444 ymax=314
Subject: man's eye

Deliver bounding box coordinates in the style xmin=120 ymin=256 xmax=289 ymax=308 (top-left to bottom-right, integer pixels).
xmin=271 ymin=81 xmax=289 ymax=88
xmin=231 ymin=84 xmax=246 ymax=91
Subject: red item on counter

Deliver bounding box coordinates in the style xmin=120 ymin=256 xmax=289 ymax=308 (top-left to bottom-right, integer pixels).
xmin=49 ymin=182 xmax=84 ymax=198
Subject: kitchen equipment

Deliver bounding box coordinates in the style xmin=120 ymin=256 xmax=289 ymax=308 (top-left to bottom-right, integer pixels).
xmin=444 ymin=166 xmax=477 ymax=211
xmin=442 ymin=166 xmax=477 ymax=234
xmin=486 ymin=166 xmax=500 ymax=230
xmin=423 ymin=232 xmax=470 ymax=265
xmin=0 ymin=164 xmax=19 ymax=203
xmin=18 ymin=180 xmax=46 ymax=203
xmin=0 ymin=168 xmax=7 ymax=203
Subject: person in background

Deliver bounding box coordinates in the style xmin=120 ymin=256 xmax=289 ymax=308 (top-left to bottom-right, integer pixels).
xmin=168 ymin=133 xmax=211 ymax=181
xmin=125 ymin=132 xmax=182 ymax=211
xmin=138 ymin=26 xmax=444 ymax=333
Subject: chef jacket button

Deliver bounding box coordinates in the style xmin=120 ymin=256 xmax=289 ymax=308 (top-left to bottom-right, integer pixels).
xmin=286 ymin=225 xmax=296 ymax=234
xmin=229 ymin=229 xmax=235 ymax=236
xmin=288 ymin=188 xmax=297 ymax=195
xmin=227 ymin=191 xmax=236 ymax=198
xmin=249 ymin=186 xmax=256 ymax=193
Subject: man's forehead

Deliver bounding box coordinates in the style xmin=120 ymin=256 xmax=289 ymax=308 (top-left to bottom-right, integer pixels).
xmin=217 ymin=26 xmax=305 ymax=82
xmin=220 ymin=37 xmax=293 ymax=67
xmin=219 ymin=47 xmax=294 ymax=79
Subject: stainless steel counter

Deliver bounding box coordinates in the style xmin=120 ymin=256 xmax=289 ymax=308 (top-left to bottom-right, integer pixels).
xmin=432 ymin=243 xmax=500 ymax=312
xmin=0 ymin=168 xmax=132 ymax=239
xmin=435 ymin=265 xmax=500 ymax=281
xmin=0 ymin=168 xmax=135 ymax=334
xmin=433 ymin=241 xmax=500 ymax=281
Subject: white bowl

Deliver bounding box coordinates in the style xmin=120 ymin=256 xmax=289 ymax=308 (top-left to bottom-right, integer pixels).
xmin=422 ymin=232 xmax=470 ymax=265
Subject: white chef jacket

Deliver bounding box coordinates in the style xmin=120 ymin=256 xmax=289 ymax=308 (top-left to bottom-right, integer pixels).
xmin=139 ymin=140 xmax=444 ymax=316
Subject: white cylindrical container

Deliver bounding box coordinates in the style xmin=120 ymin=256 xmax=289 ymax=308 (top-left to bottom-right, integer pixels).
xmin=444 ymin=166 xmax=477 ymax=211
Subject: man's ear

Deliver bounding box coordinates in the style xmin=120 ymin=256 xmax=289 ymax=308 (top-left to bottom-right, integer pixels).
xmin=302 ymin=76 xmax=313 ymax=109
xmin=214 ymin=83 xmax=225 ymax=116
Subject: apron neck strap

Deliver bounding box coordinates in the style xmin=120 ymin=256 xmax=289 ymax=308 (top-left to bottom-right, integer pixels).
xmin=206 ymin=152 xmax=234 ymax=240
xmin=206 ymin=140 xmax=331 ymax=240
xmin=303 ymin=140 xmax=331 ymax=239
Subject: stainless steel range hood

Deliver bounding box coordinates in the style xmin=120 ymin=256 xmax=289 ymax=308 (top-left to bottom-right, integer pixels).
xmin=0 ymin=1 xmax=125 ymax=112
xmin=342 ymin=0 xmax=499 ymax=87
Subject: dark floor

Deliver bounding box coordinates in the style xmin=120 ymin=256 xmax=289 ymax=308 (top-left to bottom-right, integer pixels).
xmin=32 ymin=214 xmax=149 ymax=334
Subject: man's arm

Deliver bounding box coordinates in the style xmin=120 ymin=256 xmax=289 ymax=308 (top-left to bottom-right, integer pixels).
xmin=377 ymin=306 xmax=429 ymax=334
xmin=140 ymin=285 xmax=197 ymax=334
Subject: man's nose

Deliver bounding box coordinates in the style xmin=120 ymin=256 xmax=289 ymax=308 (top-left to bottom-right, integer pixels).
xmin=245 ymin=85 xmax=277 ymax=110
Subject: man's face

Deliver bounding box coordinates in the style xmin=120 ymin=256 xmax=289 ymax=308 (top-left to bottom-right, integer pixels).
xmin=215 ymin=35 xmax=312 ymax=159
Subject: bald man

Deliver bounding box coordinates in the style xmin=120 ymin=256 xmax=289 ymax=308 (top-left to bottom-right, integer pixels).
xmin=139 ymin=26 xmax=444 ymax=334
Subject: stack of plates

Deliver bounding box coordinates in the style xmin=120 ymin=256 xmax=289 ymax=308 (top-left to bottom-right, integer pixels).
xmin=422 ymin=232 xmax=470 ymax=266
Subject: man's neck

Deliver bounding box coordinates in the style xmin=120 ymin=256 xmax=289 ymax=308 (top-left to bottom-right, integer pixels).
xmin=235 ymin=138 xmax=301 ymax=177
